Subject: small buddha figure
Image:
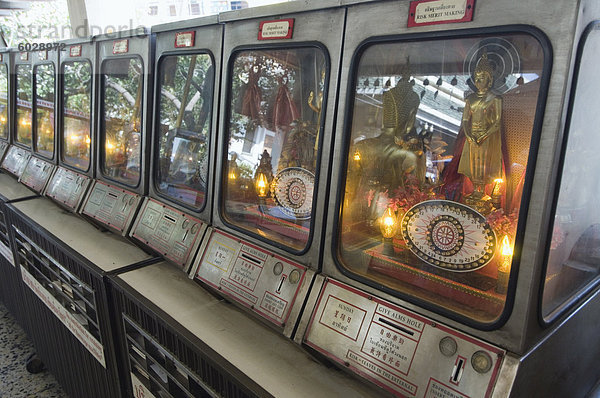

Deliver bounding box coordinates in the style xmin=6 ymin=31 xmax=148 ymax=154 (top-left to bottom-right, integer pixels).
xmin=458 ymin=52 xmax=503 ymax=200
xmin=351 ymin=65 xmax=421 ymax=224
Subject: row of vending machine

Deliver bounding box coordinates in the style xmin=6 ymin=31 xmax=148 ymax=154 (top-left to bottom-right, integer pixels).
xmin=0 ymin=0 xmax=600 ymax=396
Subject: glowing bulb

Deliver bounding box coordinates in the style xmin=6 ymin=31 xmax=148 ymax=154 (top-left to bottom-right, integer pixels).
xmin=492 ymin=178 xmax=503 ymax=196
xmin=497 ymin=235 xmax=514 ymax=294
xmin=379 ymin=207 xmax=398 ymax=239
xmin=228 ymin=170 xmax=237 ymax=180
xmin=501 ymin=235 xmax=513 ymax=257
xmin=255 ymin=173 xmax=268 ymax=198
xmin=0 ymin=116 xmax=6 ymax=123
xmin=353 ymin=149 xmax=361 ymax=162
xmin=106 ymin=141 xmax=115 ymax=151
xmin=85 ymin=136 xmax=91 ymax=144
xmin=69 ymin=134 xmax=79 ymax=142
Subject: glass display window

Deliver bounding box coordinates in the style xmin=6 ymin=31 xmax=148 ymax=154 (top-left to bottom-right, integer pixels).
xmin=34 ymin=63 xmax=55 ymax=158
xmin=337 ymin=32 xmax=549 ymax=324
xmin=61 ymin=60 xmax=92 ymax=171
xmin=16 ymin=64 xmax=33 ymax=146
xmin=155 ymin=53 xmax=214 ymax=210
xmin=542 ymin=23 xmax=600 ymax=321
xmin=0 ymin=64 xmax=8 ymax=140
xmin=100 ymin=57 xmax=144 ymax=187
xmin=223 ymin=47 xmax=327 ymax=252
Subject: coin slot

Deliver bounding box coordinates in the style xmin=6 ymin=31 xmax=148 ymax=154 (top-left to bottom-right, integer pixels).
xmin=241 ymin=253 xmax=261 ymax=265
xmin=108 ymin=192 xmax=118 ymax=199
xmin=276 ymin=275 xmax=286 ymax=294
xmin=378 ymin=317 xmax=414 ymax=336
xmin=452 ymin=357 xmax=465 ymax=384
xmin=163 ymin=214 xmax=177 ymax=223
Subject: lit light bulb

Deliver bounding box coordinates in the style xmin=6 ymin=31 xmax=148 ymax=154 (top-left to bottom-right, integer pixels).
xmin=353 ymin=149 xmax=361 ymax=162
xmin=85 ymin=136 xmax=91 ymax=144
xmin=255 ymin=173 xmax=268 ymax=198
xmin=380 ymin=207 xmax=398 ymax=239
xmin=501 ymin=235 xmax=513 ymax=258
xmin=496 ymin=235 xmax=514 ymax=294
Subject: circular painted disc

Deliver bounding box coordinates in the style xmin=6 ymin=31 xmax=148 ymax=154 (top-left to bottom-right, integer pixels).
xmin=400 ymin=200 xmax=497 ymax=272
xmin=271 ymin=167 xmax=315 ymax=220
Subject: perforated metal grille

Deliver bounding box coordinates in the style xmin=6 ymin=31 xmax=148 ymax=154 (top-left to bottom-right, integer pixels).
xmin=113 ymin=285 xmax=264 ymax=398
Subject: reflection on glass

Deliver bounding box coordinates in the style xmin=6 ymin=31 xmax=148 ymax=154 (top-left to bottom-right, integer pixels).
xmin=0 ymin=64 xmax=7 ymax=140
xmin=156 ymin=54 xmax=213 ymax=208
xmin=224 ymin=48 xmax=327 ymax=251
xmin=62 ymin=61 xmax=92 ymax=171
xmin=543 ymin=27 xmax=600 ymax=319
xmin=16 ymin=64 xmax=32 ymax=146
xmin=101 ymin=57 xmax=143 ymax=186
xmin=338 ymin=34 xmax=547 ymax=323
xmin=34 ymin=64 xmax=55 ymax=157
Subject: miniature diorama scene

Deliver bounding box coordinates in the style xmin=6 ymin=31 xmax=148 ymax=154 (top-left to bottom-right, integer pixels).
xmin=224 ymin=48 xmax=326 ymax=251
xmin=34 ymin=63 xmax=55 ymax=157
xmin=101 ymin=57 xmax=143 ymax=186
xmin=0 ymin=64 xmax=7 ymax=140
xmin=338 ymin=33 xmax=546 ymax=323
xmin=156 ymin=53 xmax=213 ymax=209
xmin=62 ymin=60 xmax=92 ymax=170
xmin=16 ymin=64 xmax=33 ymax=146
xmin=543 ymin=28 xmax=600 ymax=320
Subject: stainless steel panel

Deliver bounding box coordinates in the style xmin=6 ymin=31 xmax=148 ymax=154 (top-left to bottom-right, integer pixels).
xmin=130 ymin=197 xmax=207 ymax=272
xmin=305 ymin=279 xmax=504 ymax=398
xmin=218 ymin=0 xmax=342 ymax=22
xmin=31 ymin=46 xmax=59 ymax=163
xmin=95 ymin=34 xmax=153 ymax=195
xmin=44 ymin=166 xmax=92 ymax=212
xmin=116 ymin=260 xmax=382 ymax=397
xmin=2 ymin=145 xmax=31 ymax=177
xmin=12 ymin=196 xmax=153 ymax=272
xmin=58 ymin=40 xmax=96 ymax=177
xmin=191 ymin=227 xmax=312 ymax=334
xmin=318 ymin=0 xmax=580 ymax=354
xmin=214 ymin=7 xmax=345 ymax=269
xmin=19 ymin=156 xmax=54 ymax=193
xmin=151 ymin=15 xmax=219 ymax=33
xmin=81 ymin=180 xmax=142 ymax=235
xmin=147 ymin=22 xmax=222 ymax=222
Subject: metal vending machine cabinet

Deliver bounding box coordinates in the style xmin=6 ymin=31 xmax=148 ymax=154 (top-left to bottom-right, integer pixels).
xmin=44 ymin=38 xmax=95 ymax=212
xmin=129 ymin=19 xmax=221 ymax=272
xmin=0 ymin=49 xmax=40 ymax=325
xmin=2 ymin=49 xmax=32 ymax=178
xmin=19 ymin=49 xmax=58 ymax=194
xmin=80 ymin=30 xmax=154 ymax=236
xmin=190 ymin=0 xmax=345 ymax=337
xmin=0 ymin=48 xmax=11 ymax=162
xmin=298 ymin=0 xmax=600 ymax=397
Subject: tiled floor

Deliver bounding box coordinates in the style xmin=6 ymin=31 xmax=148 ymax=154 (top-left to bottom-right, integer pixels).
xmin=0 ymin=301 xmax=68 ymax=398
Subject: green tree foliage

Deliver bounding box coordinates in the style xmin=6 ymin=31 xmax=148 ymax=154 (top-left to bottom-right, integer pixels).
xmin=0 ymin=1 xmax=71 ymax=46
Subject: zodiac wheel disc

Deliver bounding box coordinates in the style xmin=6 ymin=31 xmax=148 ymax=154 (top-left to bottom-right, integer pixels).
xmin=271 ymin=167 xmax=315 ymax=219
xmin=401 ymin=200 xmax=497 ymax=272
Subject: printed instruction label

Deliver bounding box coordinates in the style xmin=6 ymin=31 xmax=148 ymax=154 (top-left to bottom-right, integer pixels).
xmin=408 ymin=0 xmax=474 ymax=27
xmin=258 ymin=19 xmax=294 ymax=40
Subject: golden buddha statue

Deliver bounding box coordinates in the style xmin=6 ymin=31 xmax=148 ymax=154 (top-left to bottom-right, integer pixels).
xmin=458 ymin=52 xmax=503 ymax=202
xmin=350 ymin=64 xmax=421 ymax=224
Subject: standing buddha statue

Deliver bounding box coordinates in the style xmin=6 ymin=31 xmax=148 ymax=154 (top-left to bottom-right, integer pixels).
xmin=458 ymin=51 xmax=503 ymax=204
